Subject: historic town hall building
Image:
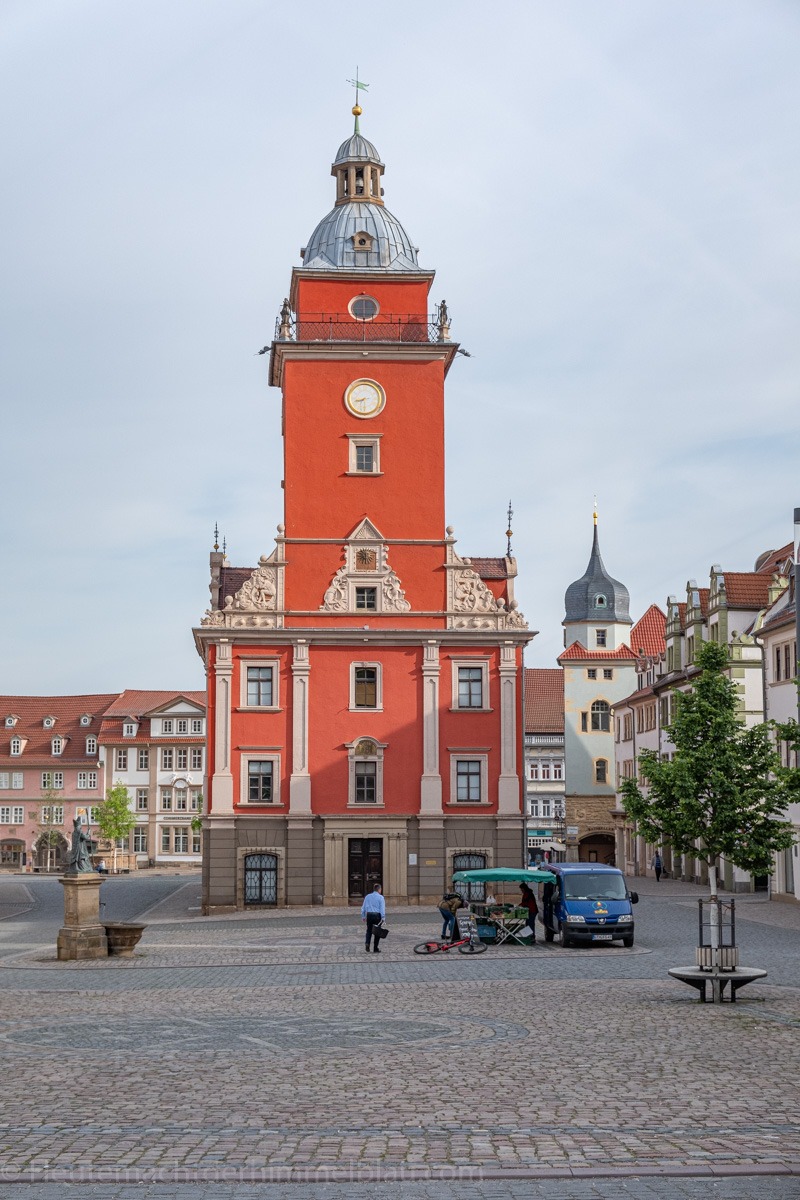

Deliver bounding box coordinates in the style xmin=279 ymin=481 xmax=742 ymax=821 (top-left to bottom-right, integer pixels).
xmin=194 ymin=107 xmax=532 ymax=910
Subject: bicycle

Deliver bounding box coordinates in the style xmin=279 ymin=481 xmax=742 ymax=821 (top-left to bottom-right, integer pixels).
xmin=413 ymin=933 xmax=487 ymax=955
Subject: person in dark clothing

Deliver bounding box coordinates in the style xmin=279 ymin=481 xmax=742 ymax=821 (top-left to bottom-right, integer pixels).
xmin=651 ymin=852 xmax=663 ymax=882
xmin=519 ymin=883 xmax=539 ymax=943
xmin=360 ymin=883 xmax=386 ymax=952
xmin=438 ymin=891 xmax=464 ymax=941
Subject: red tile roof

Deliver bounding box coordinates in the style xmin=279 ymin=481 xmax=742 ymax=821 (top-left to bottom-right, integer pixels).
xmin=219 ymin=567 xmax=254 ymax=603
xmin=0 ymin=694 xmax=118 ymax=766
xmin=630 ymin=605 xmax=666 ymax=657
xmin=558 ymin=641 xmax=639 ymax=663
xmin=722 ymin=573 xmax=772 ymax=609
xmin=469 ymin=557 xmax=509 ymax=581
xmin=103 ymin=690 xmax=205 ymax=717
xmin=524 ymin=669 xmax=564 ymax=733
xmin=755 ymin=542 xmax=792 ymax=575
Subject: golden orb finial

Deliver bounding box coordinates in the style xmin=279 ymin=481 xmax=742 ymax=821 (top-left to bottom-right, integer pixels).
xmin=352 ymin=104 xmax=362 ymax=117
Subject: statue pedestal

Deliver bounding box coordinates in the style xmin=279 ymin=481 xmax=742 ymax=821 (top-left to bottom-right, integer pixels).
xmin=57 ymin=874 xmax=108 ymax=960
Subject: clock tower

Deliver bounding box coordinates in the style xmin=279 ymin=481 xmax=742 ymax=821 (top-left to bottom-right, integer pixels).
xmin=195 ymin=105 xmax=534 ymax=911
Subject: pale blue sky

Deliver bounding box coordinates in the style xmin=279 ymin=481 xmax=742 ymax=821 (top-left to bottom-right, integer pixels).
xmin=1 ymin=1 xmax=798 ymax=692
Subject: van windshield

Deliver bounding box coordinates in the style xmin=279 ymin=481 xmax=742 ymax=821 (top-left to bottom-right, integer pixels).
xmin=562 ymin=873 xmax=627 ymax=901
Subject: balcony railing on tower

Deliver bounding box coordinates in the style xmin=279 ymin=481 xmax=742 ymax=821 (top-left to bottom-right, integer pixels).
xmin=274 ymin=301 xmax=452 ymax=345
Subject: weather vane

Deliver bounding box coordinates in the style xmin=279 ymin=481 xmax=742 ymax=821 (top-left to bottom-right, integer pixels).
xmin=346 ymin=68 xmax=369 ymax=130
xmin=506 ymin=500 xmax=514 ymax=557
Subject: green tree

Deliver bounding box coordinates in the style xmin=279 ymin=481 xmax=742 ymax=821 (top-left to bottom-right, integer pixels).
xmin=621 ymin=640 xmax=794 ymax=943
xmin=34 ymin=789 xmax=64 ymax=872
xmin=95 ymin=782 xmax=137 ymax=874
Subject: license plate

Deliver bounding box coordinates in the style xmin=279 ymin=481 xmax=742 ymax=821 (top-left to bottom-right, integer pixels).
xmin=592 ymin=933 xmax=613 ymax=940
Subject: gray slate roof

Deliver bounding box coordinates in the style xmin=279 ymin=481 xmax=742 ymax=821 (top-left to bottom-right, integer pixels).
xmin=564 ymin=525 xmax=631 ymax=624
xmin=303 ymin=201 xmax=419 ymax=272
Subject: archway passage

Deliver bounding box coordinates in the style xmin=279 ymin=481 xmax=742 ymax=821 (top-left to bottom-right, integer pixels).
xmin=33 ymin=832 xmax=68 ymax=872
xmin=578 ymin=833 xmax=616 ymax=866
xmin=0 ymin=838 xmax=25 ymax=869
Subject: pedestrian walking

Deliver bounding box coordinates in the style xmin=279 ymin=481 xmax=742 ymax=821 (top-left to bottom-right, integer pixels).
xmin=361 ymin=883 xmax=386 ymax=953
xmin=437 ymin=890 xmax=464 ymax=941
xmin=651 ymin=851 xmax=663 ymax=882
xmin=519 ymin=883 xmax=539 ymax=943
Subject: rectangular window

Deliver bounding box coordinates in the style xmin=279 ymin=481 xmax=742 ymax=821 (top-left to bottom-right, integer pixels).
xmin=541 ymin=763 xmax=551 ymax=781
xmin=41 ymin=805 xmax=64 ymax=824
xmin=355 ymin=586 xmax=377 ymax=611
xmin=138 ymin=748 xmax=149 ymax=771
xmin=116 ymin=749 xmax=128 ymax=771
xmin=354 ymin=667 xmax=378 ymax=709
xmin=457 ymin=666 xmax=484 ymax=708
xmin=86 ymin=736 xmax=97 ymax=755
xmin=136 ymin=788 xmax=149 ymax=811
xmin=623 ymin=714 xmax=632 ymax=741
xmin=587 ymin=668 xmax=597 ymax=680
xmin=161 ymin=788 xmax=172 ymax=811
xmin=775 ymin=647 xmax=782 ymax=681
xmin=595 ymin=629 xmax=607 ymax=647
xmin=581 ymin=712 xmax=588 ymax=733
xmin=175 ymin=789 xmax=188 ymax=811
xmin=192 ymin=830 xmax=201 ymax=854
xmin=162 ymin=720 xmax=173 ymax=734
xmin=12 ymin=772 xmax=23 ymax=790
xmin=456 ymin=760 xmax=482 ymax=802
xmin=191 ymin=719 xmax=203 ymax=734
xmin=603 ymin=669 xmax=613 ymax=680
xmin=355 ymin=444 xmax=374 ymax=472
xmin=553 ymin=762 xmax=563 ymax=780
xmin=175 ymin=748 xmax=188 ymax=771
xmin=161 ymin=827 xmax=171 ymax=853
xmin=190 ymin=789 xmax=202 ymax=811
xmin=177 ymin=719 xmax=188 ymax=735
xmin=542 ymin=798 xmax=552 ymax=818
xmin=529 ymin=763 xmax=539 ymax=781
xmin=786 ymin=644 xmax=794 ymax=681
xmin=77 ymin=771 xmax=97 ymax=789
xmin=161 ymin=748 xmax=173 ymax=770
xmin=41 ymin=772 xmax=63 ymax=789
xmin=123 ymin=724 xmax=135 ymax=738
xmin=0 ymin=774 xmax=8 ymax=790
xmin=247 ymin=665 xmax=274 ymax=707
xmin=133 ymin=828 xmax=148 ymax=853
xmin=248 ymin=761 xmax=273 ymax=803
xmin=174 ymin=828 xmax=189 ymax=853
xmin=595 ymin=760 xmax=608 ymax=784
xmin=0 ymin=807 xmax=9 ymax=823
xmin=354 ymin=761 xmax=377 ymax=804
xmin=191 ymin=747 xmax=203 ymax=770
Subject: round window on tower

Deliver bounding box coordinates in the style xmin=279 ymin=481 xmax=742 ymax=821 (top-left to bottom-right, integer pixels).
xmin=349 ymin=295 xmax=379 ymax=321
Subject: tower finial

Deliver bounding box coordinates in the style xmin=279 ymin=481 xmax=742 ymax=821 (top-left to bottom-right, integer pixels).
xmin=593 ymin=496 xmax=598 ymax=527
xmin=346 ymin=69 xmax=369 ymax=132
xmin=213 ymin=522 xmax=219 ymax=552
xmin=506 ymin=500 xmax=514 ymax=556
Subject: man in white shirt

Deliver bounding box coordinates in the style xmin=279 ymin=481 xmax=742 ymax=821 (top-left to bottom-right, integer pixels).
xmin=361 ymin=883 xmax=386 ymax=953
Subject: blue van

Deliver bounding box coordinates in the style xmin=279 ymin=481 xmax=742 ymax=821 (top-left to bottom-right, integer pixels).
xmin=540 ymin=863 xmax=639 ymax=948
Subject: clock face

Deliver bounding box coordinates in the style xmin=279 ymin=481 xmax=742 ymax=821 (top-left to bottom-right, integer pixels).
xmin=344 ymin=378 xmax=386 ymax=419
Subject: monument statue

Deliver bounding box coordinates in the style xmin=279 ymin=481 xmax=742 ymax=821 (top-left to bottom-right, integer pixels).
xmin=64 ymin=815 xmax=94 ymax=875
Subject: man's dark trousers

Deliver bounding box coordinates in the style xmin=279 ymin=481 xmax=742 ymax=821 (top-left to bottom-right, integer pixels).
xmin=365 ymin=912 xmax=382 ymax=951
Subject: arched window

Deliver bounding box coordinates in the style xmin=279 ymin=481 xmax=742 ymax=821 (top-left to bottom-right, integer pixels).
xmin=347 ymin=737 xmax=386 ymax=806
xmin=10 ymin=738 xmax=21 ymax=756
xmin=591 ymin=700 xmax=610 ymax=732
xmin=452 ymin=852 xmax=487 ymax=902
xmin=595 ymin=759 xmax=608 ymax=785
xmin=243 ymin=853 xmax=278 ymax=905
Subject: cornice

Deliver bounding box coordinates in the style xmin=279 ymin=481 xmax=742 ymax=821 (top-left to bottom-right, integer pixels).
xmin=269 ymin=340 xmax=460 ymax=387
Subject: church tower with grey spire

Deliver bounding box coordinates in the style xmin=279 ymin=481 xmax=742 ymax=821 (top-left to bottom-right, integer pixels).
xmin=558 ymin=513 xmax=637 ymax=864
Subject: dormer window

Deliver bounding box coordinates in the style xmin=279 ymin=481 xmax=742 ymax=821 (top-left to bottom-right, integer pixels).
xmin=51 ymin=737 xmax=63 ymax=756
xmin=80 ymin=715 xmax=91 ymax=727
xmin=162 ymin=720 xmax=173 ymax=735
xmin=350 ymin=232 xmax=374 ymax=254
xmin=43 ymin=717 xmax=55 ymax=730
xmin=86 ymin=736 xmax=97 ymax=755
xmin=10 ymin=737 xmax=22 ymax=756
xmin=595 ymin=594 xmax=607 ymax=608
xmin=123 ymin=723 xmax=136 ymax=738
xmin=4 ymin=716 xmax=17 ymax=729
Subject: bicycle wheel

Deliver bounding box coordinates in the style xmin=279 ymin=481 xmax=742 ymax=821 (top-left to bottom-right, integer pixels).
xmin=414 ymin=941 xmax=442 ymax=955
xmin=458 ymin=940 xmax=487 ymax=954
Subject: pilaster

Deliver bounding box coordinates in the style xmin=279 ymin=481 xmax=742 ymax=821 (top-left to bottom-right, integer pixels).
xmin=289 ymin=639 xmax=312 ymax=814
xmin=211 ymin=639 xmax=234 ymax=814
xmin=498 ymin=641 xmax=520 ymax=814
xmin=420 ymin=640 xmax=443 ymax=814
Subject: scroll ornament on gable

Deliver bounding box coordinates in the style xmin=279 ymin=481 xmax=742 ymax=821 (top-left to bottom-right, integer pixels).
xmin=449 ymin=557 xmax=527 ymax=630
xmin=201 ymin=556 xmax=281 ymax=628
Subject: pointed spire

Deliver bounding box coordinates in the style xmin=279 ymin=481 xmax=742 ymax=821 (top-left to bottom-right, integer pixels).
xmin=213 ymin=523 xmax=219 ymax=552
xmin=506 ymin=500 xmax=514 ymax=556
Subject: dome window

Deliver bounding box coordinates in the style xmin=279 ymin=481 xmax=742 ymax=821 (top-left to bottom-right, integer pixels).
xmin=350 ymin=232 xmax=374 ymax=254
xmin=349 ymin=294 xmax=379 ymax=321
xmin=595 ymin=594 xmax=607 ymax=608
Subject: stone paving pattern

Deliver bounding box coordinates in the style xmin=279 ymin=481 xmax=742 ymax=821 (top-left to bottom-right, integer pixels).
xmin=0 ymin=875 xmax=799 ymax=1198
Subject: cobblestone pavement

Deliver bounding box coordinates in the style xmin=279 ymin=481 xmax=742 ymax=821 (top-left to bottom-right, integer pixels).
xmin=1 ymin=875 xmax=799 ymax=1198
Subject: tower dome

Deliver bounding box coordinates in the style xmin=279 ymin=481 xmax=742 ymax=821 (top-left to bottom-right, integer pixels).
xmin=564 ymin=516 xmax=631 ymax=625
xmin=301 ymin=115 xmax=419 ymax=272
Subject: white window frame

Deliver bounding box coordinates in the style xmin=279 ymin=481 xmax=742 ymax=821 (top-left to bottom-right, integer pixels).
xmin=451 ymin=658 xmax=491 ymax=712
xmin=80 ymin=715 xmax=91 ymax=727
xmin=161 ymin=719 xmax=173 ymax=735
xmin=133 ymin=827 xmax=148 ymax=853
xmin=136 ymin=788 xmax=149 ymax=811
xmin=161 ymin=788 xmax=172 ymax=810
xmin=41 ymin=772 xmax=64 ymax=790
xmin=161 ymin=748 xmax=173 ymax=770
xmin=85 ymin=736 xmax=97 ymax=755
xmin=173 ymin=826 xmax=190 ymax=854
xmin=0 ymin=774 xmax=8 ymax=790
xmin=346 ymin=737 xmax=387 ymax=808
xmin=175 ymin=747 xmax=188 ymax=771
xmin=116 ymin=749 xmax=128 ymax=771
xmin=138 ymin=748 xmax=149 ymax=771
xmin=349 ymin=662 xmax=383 ymax=711
xmin=177 ymin=719 xmax=188 ymax=735
xmin=190 ymin=747 xmax=203 ymax=771
xmin=239 ymin=752 xmax=282 ymax=806
xmin=43 ymin=717 xmax=55 ymax=730
xmin=346 ymin=432 xmax=383 ymax=476
xmin=123 ymin=723 xmax=137 ymax=738
xmin=191 ymin=719 xmax=203 ymax=734
xmin=76 ymin=771 xmax=98 ymax=790
xmin=448 ymin=753 xmax=489 ymax=806
xmin=10 ymin=738 xmax=22 ymax=756
xmin=239 ymin=656 xmax=281 ymax=711
xmin=12 ymin=773 xmax=23 ymax=790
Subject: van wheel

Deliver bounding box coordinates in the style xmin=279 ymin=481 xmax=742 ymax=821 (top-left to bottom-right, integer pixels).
xmin=560 ymin=925 xmax=573 ymax=949
xmin=622 ymin=934 xmax=634 ymax=948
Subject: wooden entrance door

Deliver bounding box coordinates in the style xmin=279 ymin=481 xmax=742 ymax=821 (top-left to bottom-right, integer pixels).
xmin=348 ymin=838 xmax=383 ymax=900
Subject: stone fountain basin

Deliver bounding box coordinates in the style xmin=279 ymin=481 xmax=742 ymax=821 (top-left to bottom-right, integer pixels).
xmin=103 ymin=923 xmax=146 ymax=957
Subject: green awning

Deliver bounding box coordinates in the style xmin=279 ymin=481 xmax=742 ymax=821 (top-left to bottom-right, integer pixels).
xmin=452 ymin=867 xmax=556 ymax=885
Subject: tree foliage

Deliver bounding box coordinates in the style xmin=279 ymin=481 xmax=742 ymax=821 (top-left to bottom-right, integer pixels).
xmin=95 ymin=784 xmax=137 ymax=842
xmin=620 ymin=640 xmax=795 ymax=879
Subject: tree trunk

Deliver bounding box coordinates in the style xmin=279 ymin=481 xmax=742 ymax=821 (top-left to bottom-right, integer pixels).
xmin=708 ymin=862 xmax=720 ymax=954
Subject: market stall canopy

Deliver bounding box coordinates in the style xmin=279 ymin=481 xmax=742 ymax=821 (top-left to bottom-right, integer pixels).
xmin=452 ymin=867 xmax=556 ymax=885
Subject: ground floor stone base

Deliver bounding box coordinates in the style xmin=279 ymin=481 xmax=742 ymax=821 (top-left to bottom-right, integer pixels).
xmin=201 ymin=813 xmax=524 ymax=911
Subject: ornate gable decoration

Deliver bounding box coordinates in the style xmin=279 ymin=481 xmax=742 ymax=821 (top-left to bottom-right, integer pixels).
xmin=201 ymin=544 xmax=285 ymax=629
xmin=321 ymin=519 xmax=411 ymax=614
xmin=445 ymin=533 xmax=527 ymax=631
